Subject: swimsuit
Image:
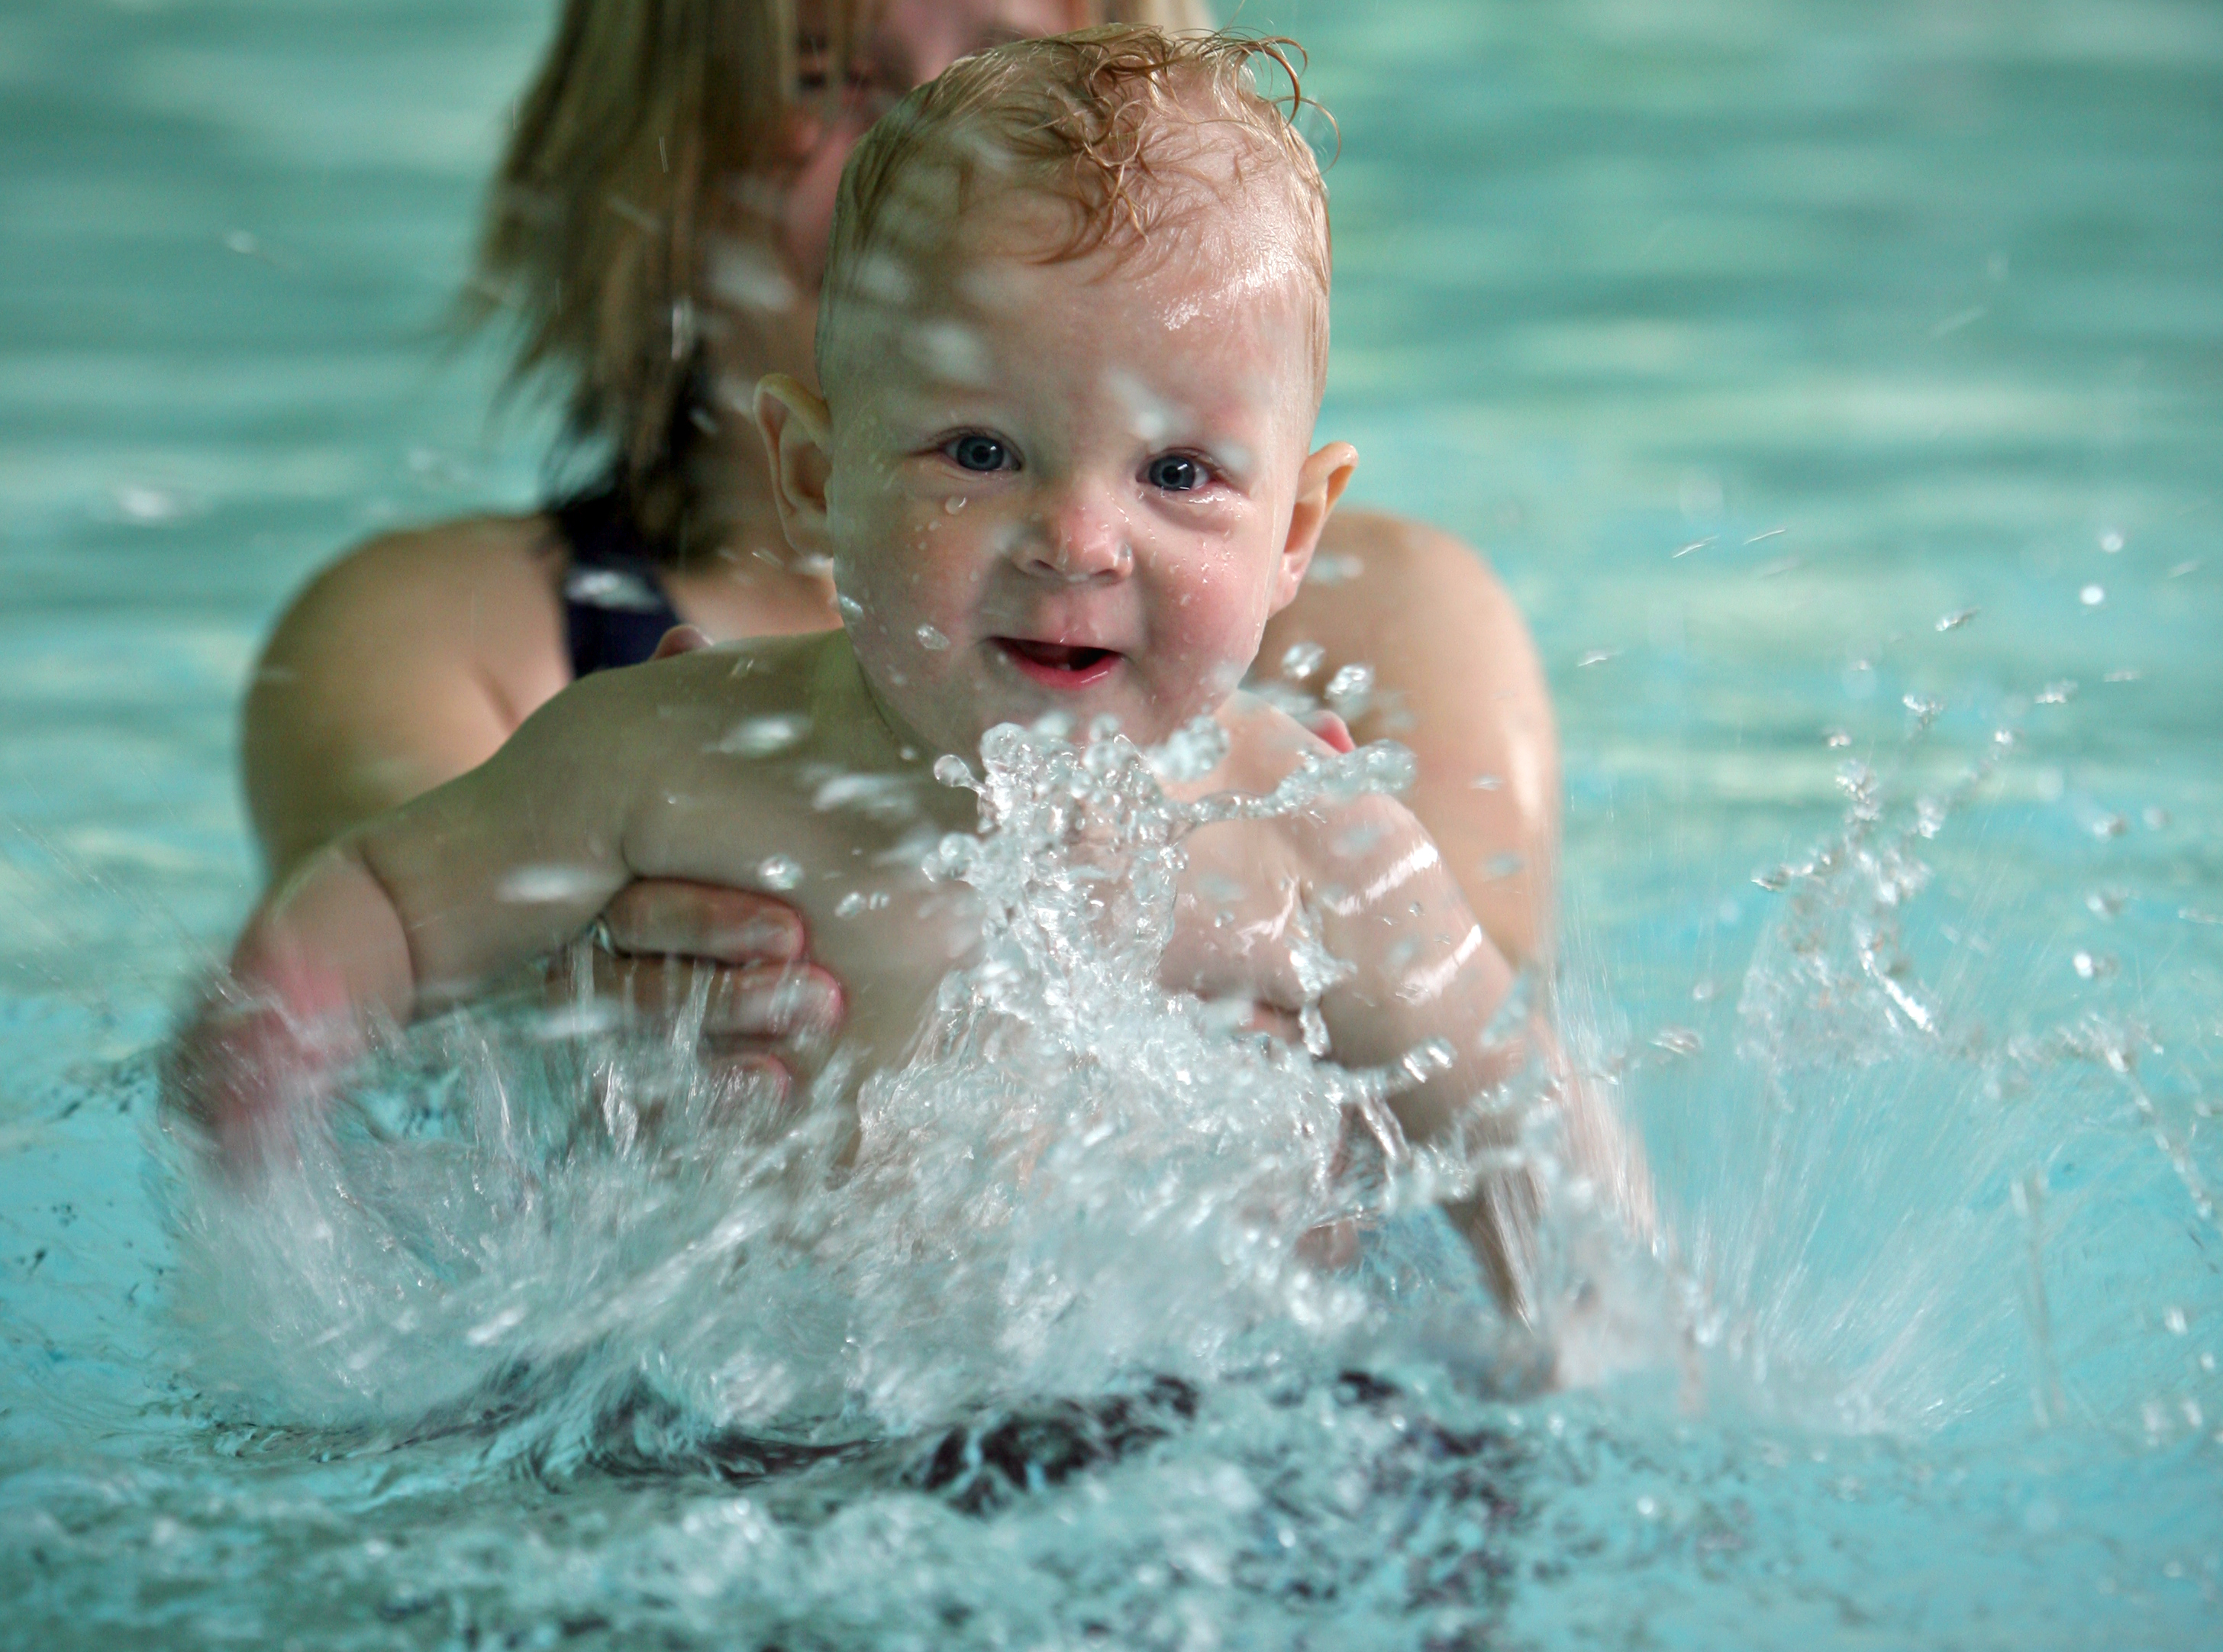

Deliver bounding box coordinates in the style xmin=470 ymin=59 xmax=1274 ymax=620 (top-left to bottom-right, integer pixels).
xmin=553 ymin=483 xmax=685 ymax=678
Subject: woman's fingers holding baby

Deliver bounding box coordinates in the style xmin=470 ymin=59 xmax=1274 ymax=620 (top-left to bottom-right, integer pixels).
xmin=566 ymin=943 xmax=844 ymax=1041
xmin=599 ymin=879 xmax=807 ymax=965
xmin=550 ymin=879 xmax=845 ymax=1080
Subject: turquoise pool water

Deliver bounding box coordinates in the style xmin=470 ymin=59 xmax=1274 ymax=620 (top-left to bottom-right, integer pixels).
xmin=3 ymin=0 xmax=2220 ymax=1644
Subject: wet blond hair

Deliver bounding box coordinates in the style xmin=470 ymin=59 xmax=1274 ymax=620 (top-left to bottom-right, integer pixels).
xmin=469 ymin=0 xmax=1215 ymax=557
xmin=818 ymin=25 xmax=1328 ymax=399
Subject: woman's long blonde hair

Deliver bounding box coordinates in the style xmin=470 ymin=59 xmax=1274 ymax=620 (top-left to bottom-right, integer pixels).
xmin=469 ymin=0 xmax=1214 ymax=554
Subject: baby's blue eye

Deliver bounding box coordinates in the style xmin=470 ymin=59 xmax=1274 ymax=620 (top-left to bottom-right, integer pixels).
xmin=1147 ymin=454 xmax=1204 ymax=492
xmin=947 ymin=434 xmax=1011 ymax=473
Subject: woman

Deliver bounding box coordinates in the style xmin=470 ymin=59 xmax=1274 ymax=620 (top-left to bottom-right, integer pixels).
xmin=242 ymin=0 xmax=1560 ymax=1074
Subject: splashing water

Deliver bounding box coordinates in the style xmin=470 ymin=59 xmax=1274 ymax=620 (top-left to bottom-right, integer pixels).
xmin=162 ymin=720 xmax=1551 ymax=1464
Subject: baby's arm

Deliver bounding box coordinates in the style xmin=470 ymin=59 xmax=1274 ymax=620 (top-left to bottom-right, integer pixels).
xmin=168 ymin=667 xmax=661 ymax=1166
xmin=1302 ymin=795 xmax=1649 ymax=1315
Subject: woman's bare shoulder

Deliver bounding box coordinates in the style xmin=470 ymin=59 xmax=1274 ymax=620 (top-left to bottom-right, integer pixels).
xmin=1307 ymin=507 xmax=1521 ymax=625
xmin=244 ymin=512 xmax=574 ymax=876
xmin=269 ymin=514 xmax=560 ymax=659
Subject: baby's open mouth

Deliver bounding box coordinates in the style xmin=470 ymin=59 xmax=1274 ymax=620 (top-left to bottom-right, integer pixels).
xmin=994 ymin=637 xmax=1122 ymax=688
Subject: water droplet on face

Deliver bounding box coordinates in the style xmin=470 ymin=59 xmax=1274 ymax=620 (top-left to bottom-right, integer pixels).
xmin=1279 ymin=641 xmax=1325 ymax=682
xmin=915 ymin=624 xmax=950 ymax=651
xmin=944 ymin=495 xmax=968 ymax=515
xmin=2079 ymin=584 xmax=2106 ymax=607
xmin=836 ymin=594 xmax=866 ymax=622
xmin=757 ymin=855 xmax=803 ymax=892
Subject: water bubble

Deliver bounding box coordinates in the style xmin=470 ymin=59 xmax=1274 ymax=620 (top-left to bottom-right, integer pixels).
xmin=1934 ymin=607 xmax=1979 ymax=632
xmin=2100 ymin=530 xmax=2125 ymax=553
xmin=1306 ymin=553 xmax=1364 ymax=586
xmin=111 ymin=483 xmax=192 ymax=524
xmin=834 ymin=891 xmax=867 ymax=918
xmin=2163 ymin=1305 xmax=2189 ymax=1335
xmin=2142 ymin=806 xmax=2171 ymax=830
xmin=1279 ymin=641 xmax=1325 ymax=681
xmin=2079 ymin=584 xmax=2106 ymax=607
xmin=812 ymin=772 xmax=915 ymax=819
xmin=2086 ymin=889 xmax=2128 ymax=920
xmin=915 ymin=624 xmax=950 ymax=651
xmin=1824 ymin=728 xmax=1852 ymax=748
xmin=715 ymin=714 xmax=809 ymax=757
xmin=1651 ymin=1027 xmax=1703 ymax=1058
xmin=2036 ymin=680 xmax=2078 ymax=705
xmin=495 ymin=865 xmax=602 ymax=904
xmin=756 ymin=855 xmax=803 ymax=892
xmin=2089 ymin=814 xmax=2128 ymax=840
xmin=2071 ymin=950 xmax=2118 ymax=981
xmin=1576 ymin=650 xmax=1618 ymax=668
xmin=1324 ymin=663 xmax=1374 ymax=718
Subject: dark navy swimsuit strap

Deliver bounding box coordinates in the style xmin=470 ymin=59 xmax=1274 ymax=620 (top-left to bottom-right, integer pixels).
xmin=553 ymin=485 xmax=686 ymax=679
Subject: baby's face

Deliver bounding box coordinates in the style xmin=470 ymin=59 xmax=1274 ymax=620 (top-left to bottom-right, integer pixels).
xmin=809 ymin=187 xmax=1344 ymax=759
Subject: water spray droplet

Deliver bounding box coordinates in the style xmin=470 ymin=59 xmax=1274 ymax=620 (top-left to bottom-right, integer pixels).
xmin=1324 ymin=663 xmax=1374 ymax=719
xmin=756 ymin=855 xmax=803 ymax=892
xmin=1279 ymin=641 xmax=1325 ymax=681
xmin=2086 ymin=889 xmax=2128 ymax=920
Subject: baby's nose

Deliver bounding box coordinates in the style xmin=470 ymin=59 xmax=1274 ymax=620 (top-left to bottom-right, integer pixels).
xmin=1017 ymin=492 xmax=1134 ymax=585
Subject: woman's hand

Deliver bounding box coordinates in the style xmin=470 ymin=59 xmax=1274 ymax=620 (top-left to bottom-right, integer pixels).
xmin=559 ymin=879 xmax=845 ymax=1098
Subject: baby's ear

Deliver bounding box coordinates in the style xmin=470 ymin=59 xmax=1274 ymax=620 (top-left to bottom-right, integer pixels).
xmin=753 ymin=374 xmax=835 ymax=557
xmin=1273 ymin=441 xmax=1360 ymax=611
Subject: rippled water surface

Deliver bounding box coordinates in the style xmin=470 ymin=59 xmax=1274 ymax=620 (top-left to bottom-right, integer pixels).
xmin=3 ymin=1 xmax=2220 ymax=1646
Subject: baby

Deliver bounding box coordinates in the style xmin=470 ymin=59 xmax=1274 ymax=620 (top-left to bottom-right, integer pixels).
xmin=171 ymin=27 xmax=1632 ymax=1312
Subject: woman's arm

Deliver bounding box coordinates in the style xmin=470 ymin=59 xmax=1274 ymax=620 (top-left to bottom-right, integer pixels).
xmin=1263 ymin=508 xmax=1560 ymax=971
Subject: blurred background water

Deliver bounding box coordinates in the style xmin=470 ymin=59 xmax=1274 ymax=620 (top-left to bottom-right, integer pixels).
xmin=2 ymin=0 xmax=2219 ymax=1645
